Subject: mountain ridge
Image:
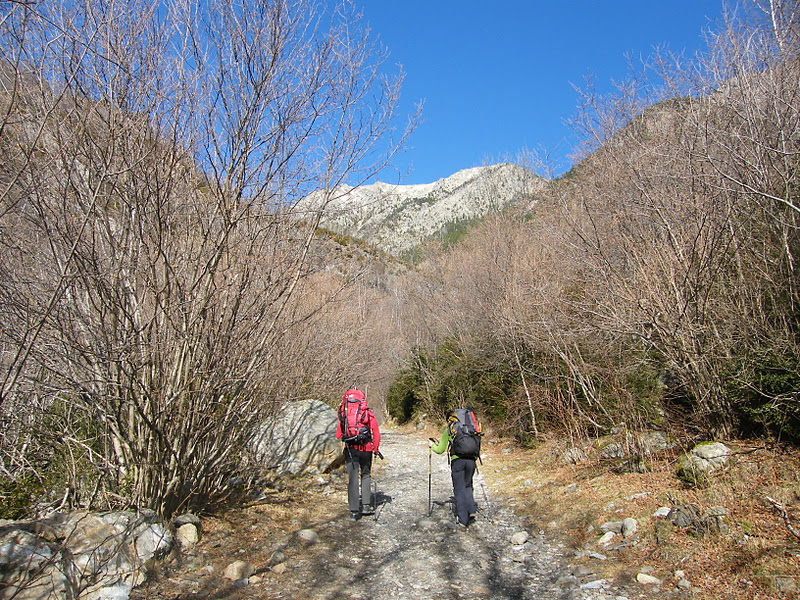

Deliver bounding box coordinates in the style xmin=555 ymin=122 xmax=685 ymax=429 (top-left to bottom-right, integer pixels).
xmin=299 ymin=163 xmax=544 ymax=258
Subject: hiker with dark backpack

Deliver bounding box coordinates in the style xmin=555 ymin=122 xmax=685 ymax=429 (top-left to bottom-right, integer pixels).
xmin=335 ymin=389 xmax=381 ymax=521
xmin=429 ymin=408 xmax=483 ymax=528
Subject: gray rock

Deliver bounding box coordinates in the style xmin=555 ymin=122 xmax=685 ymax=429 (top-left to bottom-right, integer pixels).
xmin=621 ymin=517 xmax=638 ymax=537
xmin=510 ymin=531 xmax=529 ymax=545
xmin=294 ymin=528 xmax=320 ymax=545
xmin=677 ymin=441 xmax=730 ymax=483
xmin=668 ymin=504 xmax=701 ymax=528
xmin=250 ymin=399 xmax=341 ymax=475
xmin=176 ymin=523 xmax=199 ymax=547
xmin=636 ymin=572 xmax=663 ymax=585
xmin=224 ymin=560 xmax=254 ymax=581
xmin=0 ymin=510 xmax=173 ymax=600
xmin=635 ymin=431 xmax=674 ymax=455
xmin=600 ymin=521 xmax=623 ymax=533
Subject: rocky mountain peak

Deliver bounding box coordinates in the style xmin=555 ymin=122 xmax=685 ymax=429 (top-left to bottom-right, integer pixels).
xmin=299 ymin=163 xmax=544 ymax=258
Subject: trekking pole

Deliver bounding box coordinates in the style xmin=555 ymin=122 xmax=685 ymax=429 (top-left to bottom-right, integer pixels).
xmin=477 ymin=472 xmax=494 ymax=523
xmin=428 ymin=438 xmax=436 ymax=516
xmin=371 ymin=450 xmax=384 ymax=521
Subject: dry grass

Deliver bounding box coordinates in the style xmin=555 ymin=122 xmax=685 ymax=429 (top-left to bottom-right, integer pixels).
xmin=138 ymin=427 xmax=798 ymax=600
xmin=478 ymin=430 xmax=800 ymax=599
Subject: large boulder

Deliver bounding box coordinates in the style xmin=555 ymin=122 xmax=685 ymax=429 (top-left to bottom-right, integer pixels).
xmin=250 ymin=399 xmax=342 ymax=475
xmin=676 ymin=441 xmax=730 ymax=485
xmin=0 ymin=510 xmax=172 ymax=600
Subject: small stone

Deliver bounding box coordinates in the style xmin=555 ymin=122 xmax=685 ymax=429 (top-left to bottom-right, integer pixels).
xmin=621 ymin=517 xmax=638 ymax=537
xmin=580 ymin=578 xmax=610 ymax=590
xmin=636 ymin=573 xmax=663 ymax=585
xmin=294 ymin=529 xmax=319 ymax=545
xmin=600 ymin=521 xmax=623 ymax=533
xmin=653 ymin=506 xmax=671 ymax=518
xmin=597 ymin=531 xmax=615 ymax=546
xmin=510 ymin=531 xmax=529 ymax=545
xmin=555 ymin=574 xmax=579 ymax=588
xmin=677 ymin=578 xmax=692 ymax=591
xmin=271 ymin=563 xmax=287 ymax=575
xmin=224 ymin=560 xmax=254 ymax=581
xmin=176 ymin=523 xmax=199 ymax=547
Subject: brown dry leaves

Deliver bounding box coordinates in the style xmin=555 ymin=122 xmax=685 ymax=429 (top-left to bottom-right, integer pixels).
xmin=479 ymin=432 xmax=800 ymax=599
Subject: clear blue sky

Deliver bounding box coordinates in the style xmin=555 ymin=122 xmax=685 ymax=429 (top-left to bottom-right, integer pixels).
xmin=356 ymin=1 xmax=725 ymax=184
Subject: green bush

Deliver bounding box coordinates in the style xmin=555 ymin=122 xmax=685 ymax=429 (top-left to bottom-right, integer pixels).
xmin=730 ymin=350 xmax=800 ymax=442
xmin=0 ymin=474 xmax=46 ymax=520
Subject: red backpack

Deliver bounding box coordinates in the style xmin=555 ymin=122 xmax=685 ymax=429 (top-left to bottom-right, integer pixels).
xmin=339 ymin=389 xmax=372 ymax=446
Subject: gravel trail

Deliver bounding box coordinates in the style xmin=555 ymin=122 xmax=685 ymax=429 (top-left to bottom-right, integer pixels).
xmin=135 ymin=428 xmax=641 ymax=600
xmin=273 ymin=427 xmax=576 ymax=600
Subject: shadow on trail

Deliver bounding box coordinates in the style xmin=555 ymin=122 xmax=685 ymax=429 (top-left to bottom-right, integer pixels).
xmin=370 ymin=491 xmax=393 ymax=522
xmin=281 ymin=430 xmax=546 ymax=600
xmin=303 ymin=513 xmax=536 ymax=600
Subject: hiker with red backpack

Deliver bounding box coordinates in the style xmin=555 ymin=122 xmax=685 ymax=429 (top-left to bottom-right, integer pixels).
xmin=336 ymin=389 xmax=381 ymax=521
xmin=429 ymin=408 xmax=483 ymax=529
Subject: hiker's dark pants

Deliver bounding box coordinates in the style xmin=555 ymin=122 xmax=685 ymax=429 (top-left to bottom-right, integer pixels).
xmin=451 ymin=457 xmax=478 ymax=525
xmin=344 ymin=447 xmax=373 ymax=512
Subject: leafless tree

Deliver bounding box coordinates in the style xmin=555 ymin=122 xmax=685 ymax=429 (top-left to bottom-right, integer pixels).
xmin=557 ymin=0 xmax=800 ymax=436
xmin=0 ymin=0 xmax=413 ymax=516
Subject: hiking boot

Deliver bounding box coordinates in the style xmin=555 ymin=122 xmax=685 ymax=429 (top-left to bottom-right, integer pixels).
xmin=349 ymin=511 xmax=360 ymax=521
xmin=360 ymin=504 xmax=375 ymax=515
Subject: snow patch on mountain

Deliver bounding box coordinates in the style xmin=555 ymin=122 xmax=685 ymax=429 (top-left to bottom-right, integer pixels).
xmin=300 ymin=163 xmax=543 ymax=257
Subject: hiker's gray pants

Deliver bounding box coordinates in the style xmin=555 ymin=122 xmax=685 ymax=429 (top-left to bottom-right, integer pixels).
xmin=344 ymin=448 xmax=373 ymax=512
xmin=451 ymin=457 xmax=477 ymax=525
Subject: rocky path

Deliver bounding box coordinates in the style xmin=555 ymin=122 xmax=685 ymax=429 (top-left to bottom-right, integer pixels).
xmin=253 ymin=428 xmax=638 ymax=600
xmin=136 ymin=428 xmax=645 ymax=600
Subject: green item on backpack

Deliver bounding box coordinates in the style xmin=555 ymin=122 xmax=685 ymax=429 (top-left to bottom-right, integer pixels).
xmin=448 ymin=408 xmax=482 ymax=459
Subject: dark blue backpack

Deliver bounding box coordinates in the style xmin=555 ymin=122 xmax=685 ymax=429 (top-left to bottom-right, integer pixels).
xmin=448 ymin=408 xmax=482 ymax=458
